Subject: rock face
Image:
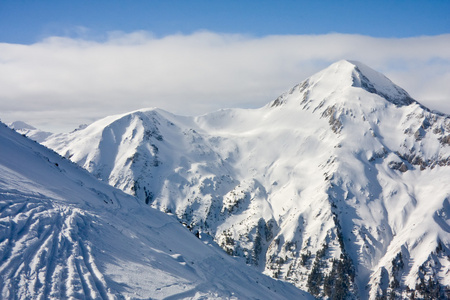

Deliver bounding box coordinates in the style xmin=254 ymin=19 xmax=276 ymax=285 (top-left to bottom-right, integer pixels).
xmin=45 ymin=60 xmax=450 ymax=299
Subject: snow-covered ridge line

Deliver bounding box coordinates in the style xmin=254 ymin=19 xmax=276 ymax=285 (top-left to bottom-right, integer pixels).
xmin=44 ymin=60 xmax=450 ymax=299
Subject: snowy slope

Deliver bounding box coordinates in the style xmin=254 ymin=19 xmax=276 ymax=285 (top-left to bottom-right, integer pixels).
xmin=45 ymin=60 xmax=450 ymax=299
xmin=8 ymin=120 xmax=53 ymax=143
xmin=0 ymin=123 xmax=312 ymax=299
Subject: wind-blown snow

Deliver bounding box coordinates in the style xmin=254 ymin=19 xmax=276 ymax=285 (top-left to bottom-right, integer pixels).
xmin=0 ymin=123 xmax=311 ymax=299
xmin=44 ymin=60 xmax=450 ymax=299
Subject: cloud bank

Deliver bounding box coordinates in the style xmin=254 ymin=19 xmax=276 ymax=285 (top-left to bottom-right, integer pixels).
xmin=0 ymin=32 xmax=449 ymax=132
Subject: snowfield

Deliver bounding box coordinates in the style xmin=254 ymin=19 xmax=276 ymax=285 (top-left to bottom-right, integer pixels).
xmin=0 ymin=123 xmax=312 ymax=299
xmin=36 ymin=60 xmax=450 ymax=299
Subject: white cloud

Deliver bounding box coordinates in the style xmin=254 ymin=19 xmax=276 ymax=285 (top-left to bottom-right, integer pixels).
xmin=0 ymin=32 xmax=449 ymax=132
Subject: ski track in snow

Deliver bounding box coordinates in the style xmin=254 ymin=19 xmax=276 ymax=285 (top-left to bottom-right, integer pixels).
xmin=0 ymin=189 xmax=111 ymax=299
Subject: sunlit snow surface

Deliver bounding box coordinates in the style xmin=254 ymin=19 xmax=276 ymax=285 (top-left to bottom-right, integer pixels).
xmin=0 ymin=124 xmax=311 ymax=299
xmin=44 ymin=60 xmax=450 ymax=299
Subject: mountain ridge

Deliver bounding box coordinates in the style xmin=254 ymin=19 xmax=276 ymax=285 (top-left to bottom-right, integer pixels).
xmin=0 ymin=122 xmax=312 ymax=299
xmin=44 ymin=60 xmax=450 ymax=299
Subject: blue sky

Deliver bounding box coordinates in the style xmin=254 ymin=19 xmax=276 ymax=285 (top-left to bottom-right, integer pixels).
xmin=1 ymin=0 xmax=449 ymax=44
xmin=0 ymin=1 xmax=449 ymax=132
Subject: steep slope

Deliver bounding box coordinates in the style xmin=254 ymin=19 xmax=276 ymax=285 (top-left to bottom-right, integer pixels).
xmin=0 ymin=123 xmax=311 ymax=299
xmin=45 ymin=60 xmax=450 ymax=299
xmin=8 ymin=120 xmax=53 ymax=143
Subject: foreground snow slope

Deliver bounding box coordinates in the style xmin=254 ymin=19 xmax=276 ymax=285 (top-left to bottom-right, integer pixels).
xmin=0 ymin=123 xmax=311 ymax=299
xmin=45 ymin=60 xmax=450 ymax=299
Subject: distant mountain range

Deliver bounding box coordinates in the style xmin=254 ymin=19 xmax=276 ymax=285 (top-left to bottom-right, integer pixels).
xmin=9 ymin=60 xmax=450 ymax=299
xmin=8 ymin=120 xmax=52 ymax=143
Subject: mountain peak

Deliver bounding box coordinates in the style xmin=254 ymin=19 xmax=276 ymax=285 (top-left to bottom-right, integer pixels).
xmin=347 ymin=60 xmax=415 ymax=106
xmin=319 ymin=60 xmax=416 ymax=106
xmin=7 ymin=120 xmax=53 ymax=143
xmin=271 ymin=60 xmax=416 ymax=109
xmin=8 ymin=120 xmax=36 ymax=130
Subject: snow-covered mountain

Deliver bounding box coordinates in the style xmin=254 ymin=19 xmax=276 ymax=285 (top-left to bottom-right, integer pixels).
xmin=45 ymin=60 xmax=450 ymax=299
xmin=8 ymin=120 xmax=53 ymax=143
xmin=0 ymin=123 xmax=311 ymax=299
